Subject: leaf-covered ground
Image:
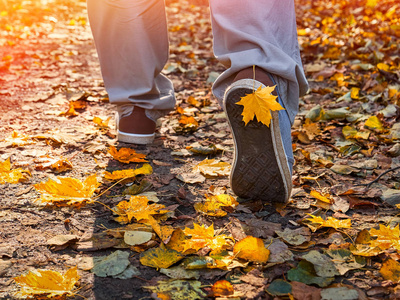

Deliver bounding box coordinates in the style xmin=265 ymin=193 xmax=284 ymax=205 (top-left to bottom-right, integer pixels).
xmin=1 ymin=0 xmax=400 ymax=299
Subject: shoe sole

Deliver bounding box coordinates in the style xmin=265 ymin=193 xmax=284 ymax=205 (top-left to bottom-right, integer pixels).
xmin=223 ymin=79 xmax=292 ymax=203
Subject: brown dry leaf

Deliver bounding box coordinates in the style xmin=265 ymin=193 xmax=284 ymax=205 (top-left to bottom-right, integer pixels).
xmin=211 ymin=280 xmax=234 ymax=297
xmin=193 ymin=159 xmax=231 ymax=177
xmin=108 ymin=146 xmax=147 ymax=164
xmin=0 ymin=158 xmax=30 ymax=184
xmin=139 ymin=244 xmax=185 ymax=269
xmin=236 ymin=85 xmax=284 ymax=126
xmin=183 ymin=223 xmax=230 ymax=253
xmin=14 ymin=267 xmax=79 ymax=298
xmin=104 ymin=164 xmax=153 ymax=181
xmin=34 ymin=175 xmax=99 ymax=207
xmin=303 ymin=119 xmax=321 ymax=140
xmin=4 ymin=131 xmax=34 ymax=147
xmin=114 ymin=195 xmax=169 ymax=224
xmin=194 ymin=194 xmax=238 ymax=217
xmin=233 ymin=236 xmax=270 ymax=263
xmin=304 ymin=215 xmax=352 ymax=232
xmin=380 ymin=259 xmax=400 ymax=282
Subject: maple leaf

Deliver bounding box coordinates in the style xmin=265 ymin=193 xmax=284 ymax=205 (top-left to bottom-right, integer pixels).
xmin=14 ymin=267 xmax=79 ymax=298
xmin=193 ymin=159 xmax=231 ymax=177
xmin=236 ymin=85 xmax=284 ymax=127
xmin=93 ymin=116 xmax=111 ymax=128
xmin=114 ymin=195 xmax=169 ymax=224
xmin=194 ymin=194 xmax=238 ymax=217
xmin=34 ymin=175 xmax=99 ymax=207
xmin=4 ymin=131 xmax=34 ymax=147
xmin=104 ymin=164 xmax=153 ymax=181
xmin=368 ymin=224 xmax=400 ymax=251
xmin=380 ymin=259 xmax=400 ymax=282
xmin=108 ymin=146 xmax=147 ymax=163
xmin=183 ymin=223 xmax=230 ymax=253
xmin=0 ymin=158 xmax=30 ymax=184
xmin=309 ymin=190 xmax=333 ymax=204
xmin=178 ymin=115 xmax=199 ymax=131
xmin=147 ymin=216 xmax=175 ymax=244
xmin=304 ymin=215 xmax=352 ymax=232
xmin=140 ymin=243 xmax=185 ymax=269
xmin=34 ymin=156 xmax=73 ymax=173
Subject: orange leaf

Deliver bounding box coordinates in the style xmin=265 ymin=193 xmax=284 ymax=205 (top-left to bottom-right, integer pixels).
xmin=310 ymin=190 xmax=333 ymax=204
xmin=233 ymin=236 xmax=270 ymax=263
xmin=108 ymin=146 xmax=147 ymax=163
xmin=178 ymin=115 xmax=199 ymax=131
xmin=114 ymin=195 xmax=169 ymax=224
xmin=104 ymin=164 xmax=153 ymax=181
xmin=4 ymin=131 xmax=34 ymax=147
xmin=93 ymin=116 xmax=111 ymax=128
xmin=211 ymin=280 xmax=234 ymax=297
xmin=34 ymin=175 xmax=99 ymax=207
xmin=183 ymin=223 xmax=230 ymax=253
xmin=147 ymin=216 xmax=175 ymax=244
xmin=236 ymin=85 xmax=284 ymax=127
xmin=14 ymin=267 xmax=79 ymax=298
xmin=166 ymin=228 xmax=187 ymax=253
xmin=380 ymin=259 xmax=400 ymax=282
xmin=0 ymin=158 xmax=30 ymax=184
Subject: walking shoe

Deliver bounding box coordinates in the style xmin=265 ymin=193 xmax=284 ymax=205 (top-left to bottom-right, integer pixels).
xmin=223 ymin=77 xmax=294 ymax=203
xmin=116 ymin=105 xmax=160 ymax=145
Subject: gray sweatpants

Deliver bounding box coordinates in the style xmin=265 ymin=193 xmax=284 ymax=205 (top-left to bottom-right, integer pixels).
xmin=87 ymin=0 xmax=308 ymax=123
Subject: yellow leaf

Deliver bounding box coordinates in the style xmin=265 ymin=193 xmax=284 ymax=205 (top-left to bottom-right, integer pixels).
xmin=187 ymin=95 xmax=199 ymax=106
xmin=365 ymin=116 xmax=383 ymax=130
xmin=93 ymin=116 xmax=111 ymax=128
xmin=369 ymin=224 xmax=400 ymax=251
xmin=147 ymin=215 xmax=175 ymax=244
xmin=193 ymin=159 xmax=231 ymax=177
xmin=166 ymin=228 xmax=187 ymax=253
xmin=108 ymin=146 xmax=147 ymax=164
xmin=178 ymin=115 xmax=199 ymax=131
xmin=309 ymin=190 xmax=333 ymax=204
xmin=0 ymin=159 xmax=30 ymax=184
xmin=4 ymin=131 xmax=34 ymax=147
xmin=342 ymin=126 xmax=370 ymax=140
xmin=236 ymin=85 xmax=284 ymax=127
xmin=350 ymin=244 xmax=383 ymax=257
xmin=34 ymin=175 xmax=99 ymax=207
xmin=233 ymin=236 xmax=270 ymax=263
xmin=350 ymin=87 xmax=360 ymax=99
xmin=104 ymin=164 xmax=153 ymax=181
xmin=194 ymin=194 xmax=238 ymax=217
xmin=114 ymin=195 xmax=169 ymax=224
xmin=14 ymin=267 xmax=79 ymax=298
xmin=140 ymin=244 xmax=185 ymax=269
xmin=211 ymin=280 xmax=234 ymax=297
xmin=380 ymin=259 xmax=400 ymax=282
xmin=183 ymin=223 xmax=230 ymax=253
xmin=377 ymin=62 xmax=390 ymax=72
xmin=304 ymin=215 xmax=352 ymax=232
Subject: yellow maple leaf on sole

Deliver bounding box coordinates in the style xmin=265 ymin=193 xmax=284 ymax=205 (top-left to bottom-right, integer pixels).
xmin=236 ymin=85 xmax=284 ymax=127
xmin=14 ymin=267 xmax=80 ymax=298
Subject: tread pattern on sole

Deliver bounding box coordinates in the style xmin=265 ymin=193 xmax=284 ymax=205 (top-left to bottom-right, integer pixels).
xmin=225 ymin=88 xmax=288 ymax=203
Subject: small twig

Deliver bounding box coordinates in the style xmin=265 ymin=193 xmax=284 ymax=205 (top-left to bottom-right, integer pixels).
xmin=362 ymin=166 xmax=400 ymax=188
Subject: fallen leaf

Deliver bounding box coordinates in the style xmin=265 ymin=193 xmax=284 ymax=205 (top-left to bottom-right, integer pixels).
xmin=178 ymin=115 xmax=199 ymax=131
xmin=236 ymin=85 xmax=284 ymax=126
xmin=287 ymin=260 xmax=334 ymax=287
xmin=92 ymin=250 xmax=133 ymax=278
xmin=320 ymin=286 xmax=359 ymax=300
xmin=114 ymin=195 xmax=169 ymax=224
xmin=144 ymin=280 xmax=206 ymax=300
xmin=302 ymin=250 xmax=340 ymax=277
xmin=34 ymin=175 xmax=99 ymax=207
xmin=380 ymin=258 xmax=400 ymax=282
xmin=233 ymin=236 xmax=270 ymax=263
xmin=275 ymin=227 xmax=311 ymax=246
xmin=4 ymin=131 xmax=34 ymax=147
xmin=160 ymin=265 xmax=200 ymax=280
xmin=104 ymin=164 xmax=153 ymax=181
xmin=183 ymin=223 xmax=230 ymax=253
xmin=291 ymin=281 xmax=321 ymax=300
xmin=365 ymin=115 xmax=383 ymax=130
xmin=193 ymin=159 xmax=231 ymax=177
xmin=124 ymin=231 xmax=153 ymax=246
xmin=211 ymin=280 xmax=234 ymax=297
xmin=266 ymin=279 xmax=292 ymax=296
xmin=194 ymin=194 xmax=238 ymax=217
xmin=176 ymin=172 xmax=206 ymax=184
xmin=326 ymin=249 xmax=366 ymax=275
xmin=140 ymin=244 xmax=185 ymax=269
xmin=0 ymin=158 xmax=30 ymax=184
xmin=93 ymin=116 xmax=111 ymax=128
xmin=304 ymin=215 xmax=352 ymax=232
xmin=310 ymin=190 xmax=333 ymax=204
xmin=14 ymin=267 xmax=79 ymax=298
xmin=108 ymin=146 xmax=147 ymax=163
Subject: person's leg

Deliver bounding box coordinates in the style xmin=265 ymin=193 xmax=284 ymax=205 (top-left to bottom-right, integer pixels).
xmin=87 ymin=0 xmax=175 ymax=144
xmin=209 ymin=0 xmax=309 ymax=202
